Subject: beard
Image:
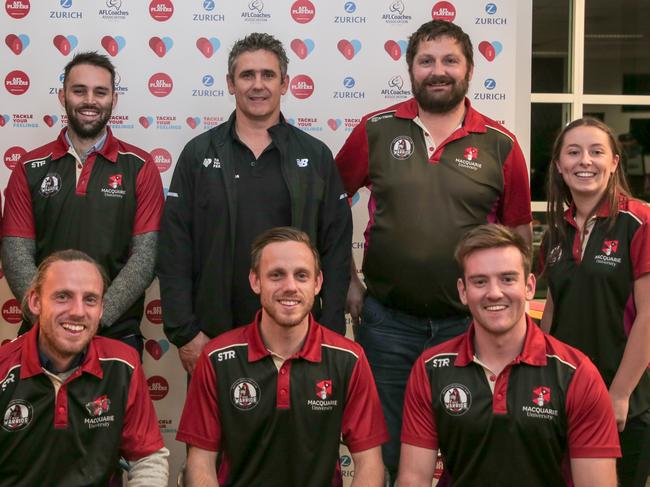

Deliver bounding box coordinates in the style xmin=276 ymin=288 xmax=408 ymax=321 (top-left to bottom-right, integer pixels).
xmin=411 ymin=73 xmax=469 ymax=114
xmin=65 ymin=100 xmax=112 ymax=139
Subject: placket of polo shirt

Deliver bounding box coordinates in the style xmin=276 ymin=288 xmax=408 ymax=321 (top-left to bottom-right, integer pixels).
xmin=75 ymin=153 xmax=97 ymax=196
xmin=52 ymin=368 xmax=83 ymax=428
xmin=276 ymin=360 xmax=292 ymax=409
xmin=492 ymin=367 xmax=512 ymax=414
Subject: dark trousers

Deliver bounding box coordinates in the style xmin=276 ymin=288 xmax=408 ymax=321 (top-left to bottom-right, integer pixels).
xmin=619 ymin=416 xmax=650 ymax=487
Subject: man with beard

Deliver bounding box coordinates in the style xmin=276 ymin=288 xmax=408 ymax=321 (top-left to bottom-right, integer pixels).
xmin=335 ymin=20 xmax=532 ymax=482
xmin=176 ymin=227 xmax=387 ymax=486
xmin=2 ymin=52 xmax=163 ymax=356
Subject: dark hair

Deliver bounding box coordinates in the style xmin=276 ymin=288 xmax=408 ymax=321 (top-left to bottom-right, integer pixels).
xmin=250 ymin=227 xmax=320 ymax=275
xmin=63 ymin=51 xmax=116 ymax=90
xmin=228 ymin=33 xmax=289 ymax=79
xmin=22 ymin=249 xmax=109 ymax=316
xmin=406 ymin=20 xmax=474 ymax=72
xmin=455 ymin=224 xmax=531 ymax=276
xmin=545 ymin=117 xmax=630 ymax=251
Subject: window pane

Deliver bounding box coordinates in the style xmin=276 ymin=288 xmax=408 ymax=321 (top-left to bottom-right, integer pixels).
xmin=584 ymin=0 xmax=650 ymax=95
xmin=584 ymin=104 xmax=650 ymax=202
xmin=532 ymin=0 xmax=571 ymax=93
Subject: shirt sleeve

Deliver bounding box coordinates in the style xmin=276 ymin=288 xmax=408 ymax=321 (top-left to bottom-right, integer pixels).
xmin=120 ymin=360 xmax=165 ymax=461
xmin=498 ymin=138 xmax=532 ymax=227
xmin=176 ymin=350 xmax=222 ymax=452
xmin=565 ymin=358 xmax=621 ymax=458
xmin=630 ymin=216 xmax=650 ymax=279
xmin=401 ymin=355 xmax=438 ymax=450
xmin=133 ymin=155 xmax=164 ymax=235
xmin=334 ymin=119 xmax=371 ymax=196
xmin=2 ymin=161 xmax=35 ymax=238
xmin=341 ymin=348 xmax=389 ymax=453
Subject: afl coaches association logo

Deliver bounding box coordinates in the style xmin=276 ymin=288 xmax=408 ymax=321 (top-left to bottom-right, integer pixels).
xmin=3 ymin=400 xmax=33 ymax=432
xmin=390 ymin=136 xmax=414 ymax=160
xmin=441 ymin=384 xmax=471 ymax=416
xmin=231 ymin=379 xmax=260 ymax=410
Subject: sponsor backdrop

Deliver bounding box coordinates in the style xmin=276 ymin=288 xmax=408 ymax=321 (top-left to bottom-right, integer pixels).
xmin=0 ymin=0 xmax=531 ymax=484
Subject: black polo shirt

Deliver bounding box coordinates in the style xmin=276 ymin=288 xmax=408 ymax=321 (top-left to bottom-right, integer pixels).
xmin=176 ymin=314 xmax=388 ymax=487
xmin=402 ymin=318 xmax=620 ymax=487
xmin=0 ymin=325 xmax=163 ymax=487
xmin=542 ymin=196 xmax=650 ymax=421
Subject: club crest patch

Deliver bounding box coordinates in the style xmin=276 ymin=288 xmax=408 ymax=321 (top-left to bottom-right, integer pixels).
xmin=39 ymin=173 xmax=61 ymax=197
xmin=2 ymin=399 xmax=33 ymax=432
xmin=390 ymin=136 xmax=414 ymax=160
xmin=231 ymin=378 xmax=260 ymax=411
xmin=440 ymin=384 xmax=471 ymax=416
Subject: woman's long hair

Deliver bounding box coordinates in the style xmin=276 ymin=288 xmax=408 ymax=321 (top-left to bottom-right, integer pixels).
xmin=545 ymin=117 xmax=631 ymax=251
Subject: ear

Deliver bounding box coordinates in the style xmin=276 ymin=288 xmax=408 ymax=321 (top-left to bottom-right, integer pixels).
xmin=314 ymin=271 xmax=323 ymax=296
xmin=111 ymin=90 xmax=118 ymax=110
xmin=27 ymin=290 xmax=42 ymax=317
xmin=226 ymin=74 xmax=235 ymax=95
xmin=467 ymin=63 xmax=474 ymax=82
xmin=457 ymin=277 xmax=468 ymax=306
xmin=58 ymin=87 xmax=65 ymax=107
xmin=525 ymin=273 xmax=536 ymax=301
xmin=612 ymin=153 xmax=620 ymax=173
xmin=249 ymin=270 xmax=261 ymax=295
xmin=280 ymin=74 xmax=289 ymax=95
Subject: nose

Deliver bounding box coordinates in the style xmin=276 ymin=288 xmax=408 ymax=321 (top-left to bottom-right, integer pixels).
xmin=283 ymin=275 xmax=299 ymax=293
xmin=68 ymin=296 xmax=86 ymax=317
xmin=485 ymin=280 xmax=504 ymax=300
xmin=252 ymin=73 xmax=265 ymax=89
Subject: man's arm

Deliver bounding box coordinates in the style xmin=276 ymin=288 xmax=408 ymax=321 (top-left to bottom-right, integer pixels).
xmin=347 ymin=260 xmax=365 ymax=326
xmin=396 ymin=444 xmax=437 ymax=487
xmin=350 ymin=446 xmax=384 ymax=487
xmin=126 ymin=447 xmax=170 ymax=487
xmin=1 ymin=237 xmax=37 ymax=302
xmin=185 ymin=446 xmax=219 ymax=487
xmin=570 ymin=458 xmax=617 ymax=487
xmin=101 ymin=232 xmax=157 ymax=327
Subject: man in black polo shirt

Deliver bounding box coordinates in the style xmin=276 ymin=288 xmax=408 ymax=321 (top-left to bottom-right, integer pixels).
xmin=158 ymin=33 xmax=351 ymax=374
xmin=398 ymin=225 xmax=619 ymax=487
xmin=0 ymin=250 xmax=168 ymax=486
xmin=176 ymin=227 xmax=387 ymax=486
xmin=2 ymin=51 xmax=164 ymax=356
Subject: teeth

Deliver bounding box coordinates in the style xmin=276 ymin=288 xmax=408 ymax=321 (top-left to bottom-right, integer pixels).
xmin=485 ymin=305 xmax=506 ymax=311
xmin=62 ymin=323 xmax=84 ymax=332
xmin=279 ymin=300 xmax=299 ymax=305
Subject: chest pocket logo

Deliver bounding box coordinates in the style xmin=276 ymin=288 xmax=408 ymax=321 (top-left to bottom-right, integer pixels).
xmin=39 ymin=173 xmax=62 ymax=197
xmin=231 ymin=378 xmax=260 ymax=411
xmin=390 ymin=136 xmax=414 ymax=160
xmin=440 ymin=383 xmax=471 ymax=416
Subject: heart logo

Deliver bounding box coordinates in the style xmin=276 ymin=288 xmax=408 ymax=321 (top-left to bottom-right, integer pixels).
xmin=327 ymin=118 xmax=341 ymax=130
xmin=186 ymin=116 xmax=200 ymax=129
xmin=0 ymin=114 xmax=10 ymax=127
xmin=290 ymin=38 xmax=315 ymax=60
xmin=196 ymin=37 xmax=220 ymax=58
xmin=53 ymin=35 xmax=77 ymax=55
xmin=43 ymin=115 xmax=59 ymax=127
xmin=149 ymin=36 xmax=171 ymax=57
xmin=384 ymin=40 xmax=406 ymax=61
xmin=337 ymin=39 xmax=361 ymax=60
xmin=138 ymin=116 xmax=153 ymax=128
xmin=145 ymin=339 xmax=163 ymax=360
xmin=478 ymin=41 xmax=502 ymax=61
xmin=5 ymin=34 xmax=29 ymax=55
xmin=101 ymin=35 xmax=125 ymax=57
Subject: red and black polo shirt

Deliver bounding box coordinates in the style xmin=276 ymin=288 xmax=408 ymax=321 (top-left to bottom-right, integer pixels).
xmin=2 ymin=128 xmax=163 ymax=338
xmin=335 ymin=97 xmax=531 ymax=318
xmin=542 ymin=195 xmax=650 ymax=421
xmin=0 ymin=325 xmax=164 ymax=486
xmin=402 ymin=317 xmax=620 ymax=487
xmin=177 ymin=314 xmax=388 ymax=487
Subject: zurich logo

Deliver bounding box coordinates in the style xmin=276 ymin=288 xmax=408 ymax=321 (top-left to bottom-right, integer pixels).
xmin=59 ymin=73 xmax=65 ymax=83
xmin=203 ymin=0 xmax=215 ymax=11
xmin=484 ymin=78 xmax=496 ymax=90
xmin=485 ymin=3 xmax=497 ymax=15
xmin=202 ymin=75 xmax=215 ymax=87
xmin=344 ymin=1 xmax=356 ymax=13
xmin=343 ymin=77 xmax=355 ymax=89
xmin=60 ymin=0 xmax=72 ymax=8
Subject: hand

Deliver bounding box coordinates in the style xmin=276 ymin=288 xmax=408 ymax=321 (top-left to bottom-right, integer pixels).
xmin=609 ymin=390 xmax=629 ymax=432
xmin=346 ymin=272 xmax=366 ymax=327
xmin=178 ymin=331 xmax=211 ymax=375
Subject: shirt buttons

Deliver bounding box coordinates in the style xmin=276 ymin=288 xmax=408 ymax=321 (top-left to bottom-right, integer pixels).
xmin=58 ymin=407 xmax=65 ymax=414
xmin=280 ymin=368 xmax=286 ymax=375
xmin=250 ymin=161 xmax=256 ymax=167
xmin=429 ymin=147 xmax=434 ymax=152
xmin=496 ymin=394 xmax=503 ymax=400
xmin=489 ymin=375 xmax=496 ymax=382
xmin=280 ymin=389 xmax=287 ymax=395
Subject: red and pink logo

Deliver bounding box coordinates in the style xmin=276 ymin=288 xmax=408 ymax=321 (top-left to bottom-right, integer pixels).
xmin=149 ymin=0 xmax=173 ymax=21
xmin=2 ymin=299 xmax=22 ymax=324
xmin=327 ymin=119 xmax=341 ymax=131
xmin=148 ymin=73 xmax=173 ymax=97
xmin=290 ymin=38 xmax=314 ymax=60
xmin=145 ymin=299 xmax=163 ymax=324
xmin=145 ymin=339 xmax=169 ymax=360
xmin=289 ymin=74 xmax=314 ymax=99
xmin=5 ymin=34 xmax=29 ymax=55
xmin=196 ymin=37 xmax=220 ymax=59
xmin=4 ymin=70 xmax=29 ymax=95
xmin=5 ymin=0 xmax=30 ymax=19
xmin=147 ymin=376 xmax=169 ymax=400
xmin=384 ymin=40 xmax=407 ymax=61
xmin=532 ymin=386 xmax=551 ymax=407
xmin=315 ymin=379 xmax=332 ymax=399
xmin=108 ymin=174 xmax=123 ymax=189
xmin=431 ymin=1 xmax=456 ymax=21
xmin=149 ymin=36 xmax=173 ymax=57
xmin=4 ymin=146 xmax=26 ymax=170
xmin=101 ymin=35 xmax=125 ymax=57
xmin=43 ymin=114 xmax=58 ymax=127
xmin=290 ymin=0 xmax=315 ymax=23
xmin=337 ymin=39 xmax=361 ymax=60
xmin=602 ymin=240 xmax=619 ymax=256
xmin=464 ymin=147 xmax=478 ymax=161
xmin=53 ymin=35 xmax=78 ymax=56
xmin=186 ymin=116 xmax=200 ymax=129
xmin=478 ymin=41 xmax=503 ymax=62
xmin=0 ymin=114 xmax=9 ymax=127
xmin=150 ymin=148 xmax=172 ymax=172
xmin=138 ymin=116 xmax=153 ymax=128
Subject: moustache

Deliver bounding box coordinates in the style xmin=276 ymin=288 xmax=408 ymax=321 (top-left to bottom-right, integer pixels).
xmin=423 ymin=75 xmax=455 ymax=86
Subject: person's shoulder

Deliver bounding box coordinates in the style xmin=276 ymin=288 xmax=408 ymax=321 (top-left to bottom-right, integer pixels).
xmin=18 ymin=139 xmax=61 ymax=167
xmin=91 ymin=336 xmax=141 ymax=370
xmin=419 ymin=334 xmax=465 ymax=364
xmin=620 ymin=195 xmax=650 ymax=224
xmin=470 ymin=108 xmax=518 ymax=144
xmin=203 ymin=326 xmax=250 ymax=356
xmin=362 ymin=99 xmax=411 ymax=124
xmin=113 ymin=137 xmax=153 ymax=164
xmin=319 ymin=325 xmax=365 ymax=360
xmin=0 ymin=335 xmax=26 ymax=377
xmin=542 ymin=333 xmax=591 ymax=370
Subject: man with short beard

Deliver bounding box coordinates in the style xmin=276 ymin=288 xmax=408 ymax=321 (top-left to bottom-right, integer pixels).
xmin=2 ymin=52 xmax=163 ymax=356
xmin=335 ymin=20 xmax=532 ymax=483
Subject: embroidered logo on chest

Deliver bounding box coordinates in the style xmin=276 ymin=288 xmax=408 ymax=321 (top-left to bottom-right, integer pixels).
xmin=39 ymin=173 xmax=62 ymax=197
xmin=521 ymin=385 xmax=558 ymax=420
xmin=594 ymin=239 xmax=622 ymax=267
xmin=101 ymin=173 xmax=126 ymax=198
xmin=231 ymin=378 xmax=260 ymax=411
xmin=455 ymin=146 xmax=482 ymax=171
xmin=307 ymin=379 xmax=338 ymax=411
xmin=84 ymin=394 xmax=115 ymax=429
xmin=2 ymin=399 xmax=32 ymax=432
xmin=440 ymin=383 xmax=471 ymax=416
xmin=390 ymin=136 xmax=414 ymax=160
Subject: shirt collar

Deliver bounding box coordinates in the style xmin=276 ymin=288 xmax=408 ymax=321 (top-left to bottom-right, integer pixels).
xmin=394 ymin=97 xmax=487 ymax=135
xmin=246 ymin=311 xmax=322 ymax=363
xmin=52 ymin=127 xmax=119 ymax=163
xmin=563 ymin=194 xmax=627 ymax=227
xmin=64 ymin=129 xmax=108 ymax=161
xmin=20 ymin=324 xmax=104 ymax=380
xmin=454 ymin=315 xmax=547 ymax=367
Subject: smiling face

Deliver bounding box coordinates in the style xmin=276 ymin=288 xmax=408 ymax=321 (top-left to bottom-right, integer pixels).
xmin=555 ymin=125 xmax=620 ymax=202
xmin=59 ymin=63 xmax=116 ymax=141
xmin=409 ymin=36 xmax=472 ymax=114
xmin=457 ymin=246 xmax=535 ymax=340
xmin=227 ymin=49 xmax=288 ymax=125
xmin=29 ymin=260 xmax=104 ymax=371
xmin=249 ymin=240 xmax=322 ymax=331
